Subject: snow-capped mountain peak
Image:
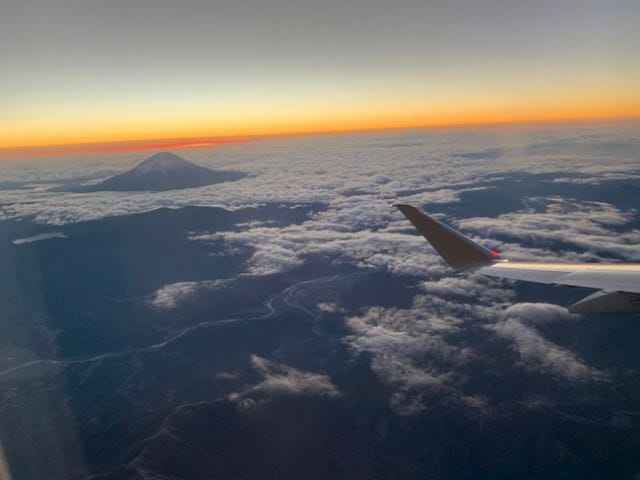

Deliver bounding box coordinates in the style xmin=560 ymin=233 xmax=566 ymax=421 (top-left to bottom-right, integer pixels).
xmin=131 ymin=152 xmax=194 ymax=175
xmin=63 ymin=152 xmax=246 ymax=192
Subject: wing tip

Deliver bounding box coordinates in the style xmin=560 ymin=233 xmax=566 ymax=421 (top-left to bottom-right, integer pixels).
xmin=392 ymin=203 xmax=415 ymax=210
xmin=394 ymin=203 xmax=501 ymax=270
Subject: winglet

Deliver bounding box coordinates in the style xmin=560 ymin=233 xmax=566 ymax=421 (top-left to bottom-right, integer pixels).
xmin=394 ymin=204 xmax=502 ymax=271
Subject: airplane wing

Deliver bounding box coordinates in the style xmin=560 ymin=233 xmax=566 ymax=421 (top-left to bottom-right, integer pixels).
xmin=394 ymin=204 xmax=640 ymax=313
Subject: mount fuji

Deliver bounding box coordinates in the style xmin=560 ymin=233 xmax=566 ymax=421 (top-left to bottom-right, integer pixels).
xmin=65 ymin=152 xmax=245 ymax=192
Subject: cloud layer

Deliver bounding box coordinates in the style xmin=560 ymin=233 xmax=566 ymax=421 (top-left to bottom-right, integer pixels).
xmin=1 ymin=127 xmax=638 ymax=229
xmin=343 ymin=276 xmax=604 ymax=413
xmin=3 ymin=127 xmax=637 ymax=415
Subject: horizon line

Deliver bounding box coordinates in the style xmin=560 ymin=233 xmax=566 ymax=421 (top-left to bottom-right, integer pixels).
xmin=2 ymin=115 xmax=639 ymax=159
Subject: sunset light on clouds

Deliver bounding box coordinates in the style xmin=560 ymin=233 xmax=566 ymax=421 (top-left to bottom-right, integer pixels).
xmin=2 ymin=0 xmax=639 ymax=153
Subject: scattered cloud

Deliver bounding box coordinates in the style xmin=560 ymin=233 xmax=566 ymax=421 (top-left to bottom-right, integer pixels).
xmin=230 ymin=355 xmax=340 ymax=408
xmin=149 ymin=279 xmax=227 ymax=309
xmin=12 ymin=231 xmax=66 ymax=245
xmin=0 ymin=128 xmax=634 ymax=413
xmin=501 ymin=302 xmax=576 ymax=327
xmin=344 ymin=272 xmax=604 ymax=412
xmin=316 ymin=302 xmax=345 ymax=314
xmin=191 ymin=196 xmax=454 ymax=277
xmin=487 ymin=302 xmax=605 ymax=383
xmin=458 ymin=198 xmax=640 ymax=262
xmin=342 ymin=277 xmax=502 ymax=413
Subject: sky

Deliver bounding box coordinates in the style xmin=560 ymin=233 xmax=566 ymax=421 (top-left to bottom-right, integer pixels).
xmin=2 ymin=0 xmax=640 ymax=151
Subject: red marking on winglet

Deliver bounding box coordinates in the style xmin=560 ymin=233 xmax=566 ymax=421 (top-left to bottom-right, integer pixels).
xmin=490 ymin=249 xmax=501 ymax=258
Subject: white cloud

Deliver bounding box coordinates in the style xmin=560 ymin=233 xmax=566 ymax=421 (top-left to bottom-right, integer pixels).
xmin=149 ymin=279 xmax=227 ymax=309
xmin=316 ymin=302 xmax=345 ymax=313
xmin=458 ymin=198 xmax=640 ymax=262
xmin=191 ymin=201 xmax=450 ymax=277
xmin=230 ymin=355 xmax=341 ymax=406
xmin=342 ymin=279 xmax=494 ymax=413
xmin=12 ymin=231 xmax=66 ymax=245
xmin=343 ymin=271 xmax=603 ymax=412
xmin=501 ymin=302 xmax=575 ymax=327
xmin=488 ymin=318 xmax=601 ymax=382
xmin=483 ymin=302 xmax=604 ymax=382
xmin=491 ymin=318 xmax=586 ymax=376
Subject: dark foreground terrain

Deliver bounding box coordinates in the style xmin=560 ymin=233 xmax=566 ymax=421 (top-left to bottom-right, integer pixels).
xmin=1 ymin=172 xmax=640 ymax=479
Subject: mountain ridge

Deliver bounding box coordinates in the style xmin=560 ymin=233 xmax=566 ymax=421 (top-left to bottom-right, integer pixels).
xmin=59 ymin=152 xmax=246 ymax=192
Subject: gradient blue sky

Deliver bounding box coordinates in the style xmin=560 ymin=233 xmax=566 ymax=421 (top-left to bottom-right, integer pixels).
xmin=2 ymin=0 xmax=639 ymax=149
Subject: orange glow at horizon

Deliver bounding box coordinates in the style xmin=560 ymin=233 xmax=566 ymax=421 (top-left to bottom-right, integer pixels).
xmin=4 ymin=44 xmax=640 ymax=156
xmin=3 ymin=0 xmax=639 ymax=158
xmin=2 ymin=79 xmax=640 ymax=156
xmin=3 ymin=111 xmax=640 ymax=158
xmin=0 ymin=138 xmax=251 ymax=158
